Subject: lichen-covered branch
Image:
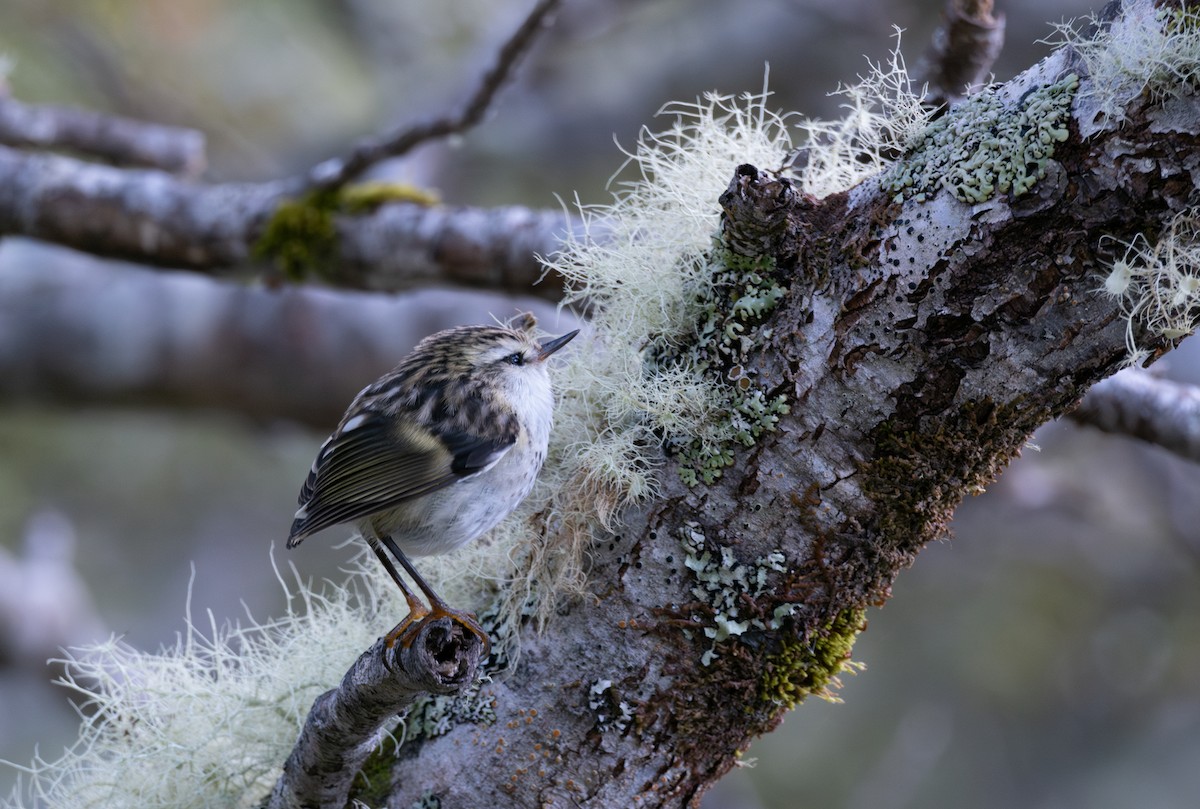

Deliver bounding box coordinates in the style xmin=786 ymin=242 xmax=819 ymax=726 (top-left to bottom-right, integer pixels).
xmin=1070 ymin=369 xmax=1200 ymax=462
xmin=324 ymin=4 xmax=1199 ymax=805
xmin=267 ymin=618 xmax=483 ymax=809
xmin=0 ymin=95 xmax=206 ymax=176
xmin=0 ymin=145 xmax=572 ymax=299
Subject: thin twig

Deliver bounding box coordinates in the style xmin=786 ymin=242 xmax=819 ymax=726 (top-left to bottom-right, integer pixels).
xmin=915 ymin=0 xmax=1006 ymax=106
xmin=302 ymin=0 xmax=563 ymax=193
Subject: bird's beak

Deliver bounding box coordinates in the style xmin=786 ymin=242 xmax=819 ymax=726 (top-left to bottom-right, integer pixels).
xmin=537 ymin=329 xmax=579 ymax=362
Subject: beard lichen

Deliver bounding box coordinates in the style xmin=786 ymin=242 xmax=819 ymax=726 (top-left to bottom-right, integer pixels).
xmin=646 ymin=245 xmax=791 ymax=486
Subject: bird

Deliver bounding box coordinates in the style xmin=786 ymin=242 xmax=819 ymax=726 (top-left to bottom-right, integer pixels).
xmin=287 ymin=313 xmax=578 ymax=656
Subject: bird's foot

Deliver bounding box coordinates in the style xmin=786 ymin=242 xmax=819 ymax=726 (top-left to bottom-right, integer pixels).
xmin=381 ymin=605 xmax=490 ymax=669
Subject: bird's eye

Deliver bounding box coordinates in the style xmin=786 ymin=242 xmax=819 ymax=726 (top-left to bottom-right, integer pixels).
xmin=506 ymin=352 xmax=525 ymax=366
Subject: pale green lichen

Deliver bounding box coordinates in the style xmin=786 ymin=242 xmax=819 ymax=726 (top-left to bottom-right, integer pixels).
xmin=2 ymin=552 xmax=410 ymax=809
xmin=587 ymin=679 xmax=635 ymax=734
xmin=1099 ymin=208 xmax=1200 ymax=365
xmin=678 ymin=521 xmax=796 ymax=666
xmin=884 ymin=73 xmax=1078 ymax=205
xmin=647 ymin=248 xmax=790 ymax=485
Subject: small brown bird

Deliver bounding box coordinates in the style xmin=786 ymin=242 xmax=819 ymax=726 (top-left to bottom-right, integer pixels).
xmin=287 ymin=314 xmax=578 ymax=654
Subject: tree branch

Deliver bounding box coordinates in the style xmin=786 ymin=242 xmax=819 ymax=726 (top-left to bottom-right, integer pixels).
xmin=333 ymin=6 xmax=1200 ymax=804
xmin=0 ymin=255 xmax=564 ymax=427
xmin=0 ymin=146 xmax=573 ymax=299
xmin=267 ymin=618 xmax=483 ymax=809
xmin=1069 ymin=369 xmax=1200 ymax=463
xmin=914 ymin=0 xmax=1005 ymax=105
xmin=301 ymin=0 xmax=563 ymax=193
xmin=0 ymin=95 xmax=207 ymax=176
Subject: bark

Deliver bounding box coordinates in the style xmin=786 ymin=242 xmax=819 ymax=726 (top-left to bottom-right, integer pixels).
xmin=0 ymin=95 xmax=206 ymax=175
xmin=0 ymin=254 xmax=562 ymax=427
xmin=1070 ymin=369 xmax=1200 ymax=462
xmin=269 ymin=3 xmax=1200 ymax=806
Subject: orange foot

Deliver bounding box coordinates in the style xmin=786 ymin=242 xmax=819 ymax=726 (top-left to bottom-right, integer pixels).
xmin=383 ymin=604 xmax=491 ymax=660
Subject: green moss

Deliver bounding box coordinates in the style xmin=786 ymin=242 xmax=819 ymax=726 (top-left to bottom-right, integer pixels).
xmin=861 ymin=398 xmax=1032 ymax=551
xmin=648 ymin=243 xmax=790 ymax=486
xmin=758 ymin=606 xmax=865 ymax=709
xmin=253 ymin=191 xmax=339 ymax=281
xmin=253 ymin=182 xmax=440 ymax=281
xmin=884 ymin=73 xmax=1078 ymax=205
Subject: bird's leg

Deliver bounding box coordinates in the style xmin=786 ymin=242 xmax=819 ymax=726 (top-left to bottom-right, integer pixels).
xmin=379 ymin=535 xmax=492 ymax=659
xmin=368 ymin=539 xmax=430 ymax=649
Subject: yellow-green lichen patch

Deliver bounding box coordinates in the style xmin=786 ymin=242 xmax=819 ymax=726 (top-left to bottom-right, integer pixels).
xmin=339 ymin=181 xmax=441 ymax=214
xmin=647 ymin=246 xmax=790 ymax=486
xmin=758 ymin=606 xmax=865 ymax=709
xmin=884 ymin=74 xmax=1078 ymax=205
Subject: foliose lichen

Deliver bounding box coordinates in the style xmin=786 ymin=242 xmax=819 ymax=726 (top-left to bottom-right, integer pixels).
xmin=647 ymin=245 xmax=790 ymax=486
xmin=678 ymin=521 xmax=802 ymax=666
xmin=883 ymin=73 xmax=1078 ymax=205
xmin=588 ymin=679 xmax=635 ymax=734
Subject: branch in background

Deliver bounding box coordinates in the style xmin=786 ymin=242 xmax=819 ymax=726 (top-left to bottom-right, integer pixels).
xmin=1070 ymin=370 xmax=1200 ymax=464
xmin=0 ymin=146 xmax=573 ymax=301
xmin=267 ymin=618 xmax=483 ymax=809
xmin=0 ymin=96 xmax=206 ymax=176
xmin=915 ymin=0 xmax=1006 ymax=106
xmin=301 ymin=0 xmax=563 ymax=193
xmin=0 ymin=253 xmax=566 ymax=429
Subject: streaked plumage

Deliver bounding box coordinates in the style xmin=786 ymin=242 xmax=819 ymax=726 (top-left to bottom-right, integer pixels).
xmin=287 ymin=314 xmax=577 ymax=653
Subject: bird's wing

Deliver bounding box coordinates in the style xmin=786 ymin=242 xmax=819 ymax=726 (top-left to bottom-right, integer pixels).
xmin=287 ymin=409 xmax=516 ymax=545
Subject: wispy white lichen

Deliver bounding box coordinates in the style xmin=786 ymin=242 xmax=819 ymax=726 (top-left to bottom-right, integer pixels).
xmin=1052 ymin=2 xmax=1200 ymax=129
xmin=3 ymin=554 xmax=405 ymax=809
xmin=790 ymin=29 xmax=932 ymax=197
xmin=501 ymin=86 xmax=799 ymax=620
xmin=1100 ymin=208 xmax=1200 ymax=366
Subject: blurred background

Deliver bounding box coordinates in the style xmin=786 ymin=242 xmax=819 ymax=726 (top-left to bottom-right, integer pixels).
xmin=3 ymin=1 xmax=1198 ymax=807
